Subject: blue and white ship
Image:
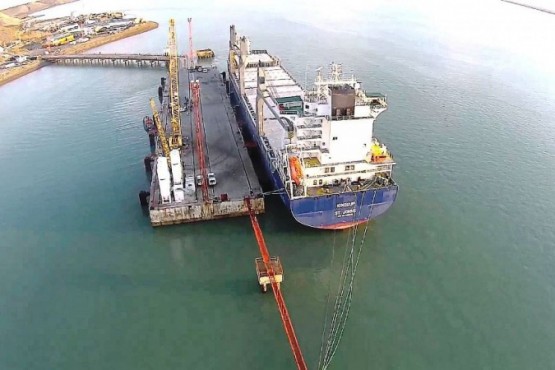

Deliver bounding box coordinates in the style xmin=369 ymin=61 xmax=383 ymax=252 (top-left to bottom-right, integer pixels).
xmin=227 ymin=25 xmax=398 ymax=229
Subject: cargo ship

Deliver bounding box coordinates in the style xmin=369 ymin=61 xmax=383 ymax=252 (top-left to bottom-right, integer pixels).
xmin=227 ymin=25 xmax=398 ymax=229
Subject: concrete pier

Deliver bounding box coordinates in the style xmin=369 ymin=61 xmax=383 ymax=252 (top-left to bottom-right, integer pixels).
xmin=41 ymin=53 xmax=187 ymax=68
xmin=147 ymin=66 xmax=264 ymax=226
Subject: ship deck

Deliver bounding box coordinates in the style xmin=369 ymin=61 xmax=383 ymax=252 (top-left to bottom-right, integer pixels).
xmin=243 ymin=57 xmax=304 ymax=153
xmin=148 ymin=66 xmax=264 ymax=226
xmin=305 ymin=176 xmax=396 ymax=197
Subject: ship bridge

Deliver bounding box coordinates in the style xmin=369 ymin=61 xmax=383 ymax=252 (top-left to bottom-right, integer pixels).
xmin=229 ymin=28 xmax=395 ymax=202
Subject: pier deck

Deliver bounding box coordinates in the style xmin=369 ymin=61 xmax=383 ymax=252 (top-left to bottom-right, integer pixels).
xmin=40 ymin=53 xmax=187 ymax=68
xmin=148 ymin=66 xmax=264 ymax=226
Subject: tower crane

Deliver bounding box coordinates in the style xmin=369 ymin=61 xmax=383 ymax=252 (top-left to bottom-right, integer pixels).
xmin=149 ymin=98 xmax=171 ymax=164
xmin=168 ymin=18 xmax=182 ymax=149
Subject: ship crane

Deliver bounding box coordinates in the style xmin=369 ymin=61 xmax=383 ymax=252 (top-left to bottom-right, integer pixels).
xmin=149 ymin=98 xmax=171 ymax=163
xmin=190 ymin=80 xmax=210 ymax=203
xmin=168 ymin=18 xmax=182 ymax=149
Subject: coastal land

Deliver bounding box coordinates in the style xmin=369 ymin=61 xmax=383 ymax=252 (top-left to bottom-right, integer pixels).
xmin=0 ymin=1 xmax=159 ymax=87
xmin=1 ymin=0 xmax=78 ymax=18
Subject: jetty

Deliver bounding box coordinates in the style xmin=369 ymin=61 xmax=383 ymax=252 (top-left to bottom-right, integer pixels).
xmin=40 ymin=53 xmax=187 ymax=67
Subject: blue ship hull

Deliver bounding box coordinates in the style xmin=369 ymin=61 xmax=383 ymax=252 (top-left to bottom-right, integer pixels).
xmin=228 ymin=76 xmax=398 ymax=229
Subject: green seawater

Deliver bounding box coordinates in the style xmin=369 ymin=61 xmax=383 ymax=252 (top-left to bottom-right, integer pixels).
xmin=1 ymin=0 xmax=555 ymax=369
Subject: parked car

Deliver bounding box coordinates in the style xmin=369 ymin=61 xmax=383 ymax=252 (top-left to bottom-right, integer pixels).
xmin=207 ymin=172 xmax=217 ymax=186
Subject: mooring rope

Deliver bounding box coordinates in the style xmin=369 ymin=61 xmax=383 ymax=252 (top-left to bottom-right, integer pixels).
xmin=318 ymin=190 xmax=377 ymax=370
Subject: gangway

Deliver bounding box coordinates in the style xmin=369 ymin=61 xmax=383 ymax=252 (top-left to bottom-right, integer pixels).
xmin=244 ymin=198 xmax=308 ymax=370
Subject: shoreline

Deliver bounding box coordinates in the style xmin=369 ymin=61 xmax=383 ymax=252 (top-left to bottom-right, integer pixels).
xmin=1 ymin=0 xmax=79 ymax=18
xmin=0 ymin=20 xmax=159 ymax=88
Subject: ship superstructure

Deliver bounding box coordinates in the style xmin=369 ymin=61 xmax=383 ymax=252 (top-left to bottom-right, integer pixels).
xmin=227 ymin=25 xmax=398 ymax=229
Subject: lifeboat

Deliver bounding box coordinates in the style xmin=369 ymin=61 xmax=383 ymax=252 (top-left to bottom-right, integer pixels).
xmin=289 ymin=157 xmax=303 ymax=186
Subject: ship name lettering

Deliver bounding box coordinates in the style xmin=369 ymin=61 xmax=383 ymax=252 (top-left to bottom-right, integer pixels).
xmin=335 ymin=208 xmax=356 ymax=218
xmin=336 ymin=201 xmax=355 ymax=208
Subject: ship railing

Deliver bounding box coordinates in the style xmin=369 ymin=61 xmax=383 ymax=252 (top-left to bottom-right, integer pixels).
xmin=331 ymin=114 xmax=355 ymax=121
xmin=297 ymin=134 xmax=322 ymax=141
xmin=374 ymin=164 xmax=394 ymax=172
xmin=294 ymin=143 xmax=321 ymax=153
xmin=296 ymin=123 xmax=323 ymax=130
xmin=304 ymin=166 xmax=386 ymax=180
xmin=246 ymin=61 xmax=279 ymax=68
xmin=296 ymin=118 xmax=323 ymax=129
xmin=251 ymin=49 xmax=280 ymax=64
xmin=306 ymin=157 xmax=395 ymax=169
xmin=303 ymin=173 xmax=396 ymax=196
xmin=295 ymin=126 xmax=322 ymax=134
xmin=355 ymin=98 xmax=387 ymax=107
xmin=331 ymin=111 xmax=384 ymax=120
xmin=297 ymin=146 xmax=328 ymax=154
xmin=304 ymin=96 xmax=328 ymax=104
xmin=369 ymin=153 xmax=395 ymax=164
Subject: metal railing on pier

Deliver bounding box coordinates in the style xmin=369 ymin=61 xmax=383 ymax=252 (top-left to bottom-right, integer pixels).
xmin=39 ymin=53 xmax=188 ymax=68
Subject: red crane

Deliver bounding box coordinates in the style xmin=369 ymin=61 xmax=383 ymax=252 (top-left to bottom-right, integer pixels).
xmin=187 ymin=17 xmax=194 ymax=69
xmin=191 ymin=80 xmax=209 ymax=203
xmin=245 ymin=198 xmax=308 ymax=370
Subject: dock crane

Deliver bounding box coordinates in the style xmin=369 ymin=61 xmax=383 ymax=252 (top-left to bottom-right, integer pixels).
xmin=149 ymin=98 xmax=171 ymax=164
xmin=168 ymin=18 xmax=182 ymax=149
xmin=188 ymin=17 xmax=195 ymax=70
xmin=190 ymin=80 xmax=210 ymax=203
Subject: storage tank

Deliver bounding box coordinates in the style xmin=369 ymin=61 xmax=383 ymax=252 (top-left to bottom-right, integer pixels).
xmin=156 ymin=157 xmax=172 ymax=204
xmin=169 ymin=149 xmax=183 ymax=186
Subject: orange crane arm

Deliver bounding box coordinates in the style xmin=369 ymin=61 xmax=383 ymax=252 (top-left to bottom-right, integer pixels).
xmin=245 ymin=198 xmax=308 ymax=370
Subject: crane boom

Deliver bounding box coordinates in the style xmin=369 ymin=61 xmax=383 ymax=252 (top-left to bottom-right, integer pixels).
xmin=168 ymin=18 xmax=182 ymax=149
xmin=191 ymin=80 xmax=209 ymax=203
xmin=187 ymin=17 xmax=194 ymax=70
xmin=149 ymin=98 xmax=171 ymax=161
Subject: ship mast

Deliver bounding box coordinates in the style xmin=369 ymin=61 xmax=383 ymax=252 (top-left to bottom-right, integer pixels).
xmin=315 ymin=67 xmax=326 ymax=101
